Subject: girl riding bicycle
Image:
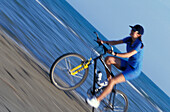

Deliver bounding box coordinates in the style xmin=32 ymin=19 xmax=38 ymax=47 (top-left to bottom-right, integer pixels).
xmin=87 ymin=24 xmax=145 ymax=108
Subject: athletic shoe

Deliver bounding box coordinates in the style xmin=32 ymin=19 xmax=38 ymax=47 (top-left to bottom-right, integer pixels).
xmin=86 ymin=96 xmax=100 ymax=108
xmin=97 ymin=71 xmax=102 ymax=81
xmin=96 ymin=71 xmax=108 ymax=87
xmin=97 ymin=79 xmax=108 ymax=87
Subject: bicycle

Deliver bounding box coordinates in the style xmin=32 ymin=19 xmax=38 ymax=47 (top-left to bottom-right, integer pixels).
xmin=50 ymin=32 xmax=128 ymax=112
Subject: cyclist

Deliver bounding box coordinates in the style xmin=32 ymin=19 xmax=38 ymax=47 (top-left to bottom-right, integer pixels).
xmin=86 ymin=24 xmax=144 ymax=108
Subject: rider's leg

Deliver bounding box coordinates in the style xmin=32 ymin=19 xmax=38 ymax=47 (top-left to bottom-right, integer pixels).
xmin=97 ymin=73 xmax=125 ymax=102
xmin=86 ymin=57 xmax=127 ymax=107
xmin=97 ymin=56 xmax=126 ymax=101
xmin=105 ymin=56 xmax=121 ymax=80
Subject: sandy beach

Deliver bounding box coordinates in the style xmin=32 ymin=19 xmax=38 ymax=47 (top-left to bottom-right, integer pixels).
xmin=0 ymin=28 xmax=91 ymax=112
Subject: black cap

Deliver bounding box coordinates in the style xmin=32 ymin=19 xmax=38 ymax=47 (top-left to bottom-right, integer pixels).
xmin=130 ymin=24 xmax=144 ymax=35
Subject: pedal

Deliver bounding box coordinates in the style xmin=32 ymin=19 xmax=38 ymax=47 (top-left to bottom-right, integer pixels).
xmin=87 ymin=87 xmax=93 ymax=97
xmin=87 ymin=87 xmax=102 ymax=97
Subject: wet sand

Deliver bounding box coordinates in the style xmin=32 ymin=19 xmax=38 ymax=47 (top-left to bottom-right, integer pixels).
xmin=0 ymin=28 xmax=91 ymax=112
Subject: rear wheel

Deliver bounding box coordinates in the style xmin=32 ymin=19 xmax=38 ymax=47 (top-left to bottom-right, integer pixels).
xmin=101 ymin=90 xmax=128 ymax=112
xmin=87 ymin=87 xmax=128 ymax=112
xmin=50 ymin=53 xmax=89 ymax=91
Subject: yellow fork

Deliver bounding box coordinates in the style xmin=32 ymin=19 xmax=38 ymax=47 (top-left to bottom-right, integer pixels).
xmin=70 ymin=58 xmax=92 ymax=75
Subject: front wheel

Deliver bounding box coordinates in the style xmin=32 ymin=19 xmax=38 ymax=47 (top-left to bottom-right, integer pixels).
xmin=50 ymin=53 xmax=89 ymax=91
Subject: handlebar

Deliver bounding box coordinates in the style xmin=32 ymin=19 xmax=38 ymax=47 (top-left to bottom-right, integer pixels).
xmin=94 ymin=32 xmax=114 ymax=55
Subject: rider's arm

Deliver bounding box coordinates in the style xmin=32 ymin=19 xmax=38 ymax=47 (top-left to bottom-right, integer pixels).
xmin=113 ymin=49 xmax=137 ymax=58
xmin=102 ymin=40 xmax=123 ymax=45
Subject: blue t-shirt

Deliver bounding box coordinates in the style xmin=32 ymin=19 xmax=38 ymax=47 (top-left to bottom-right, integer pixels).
xmin=123 ymin=36 xmax=144 ymax=68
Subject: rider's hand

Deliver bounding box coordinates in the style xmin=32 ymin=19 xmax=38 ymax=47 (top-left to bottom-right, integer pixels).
xmin=107 ymin=49 xmax=112 ymax=54
xmin=107 ymin=49 xmax=115 ymax=55
xmin=97 ymin=38 xmax=104 ymax=44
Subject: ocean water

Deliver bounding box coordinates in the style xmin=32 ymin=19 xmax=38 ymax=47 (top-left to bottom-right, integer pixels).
xmin=0 ymin=0 xmax=169 ymax=111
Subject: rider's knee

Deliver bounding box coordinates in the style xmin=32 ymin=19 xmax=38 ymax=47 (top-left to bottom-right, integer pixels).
xmin=109 ymin=78 xmax=116 ymax=86
xmin=105 ymin=56 xmax=110 ymax=64
xmin=105 ymin=56 xmax=116 ymax=65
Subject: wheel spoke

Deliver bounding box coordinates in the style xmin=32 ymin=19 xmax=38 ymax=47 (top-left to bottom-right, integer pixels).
xmin=65 ymin=58 xmax=69 ymax=70
xmin=56 ymin=65 xmax=67 ymax=71
xmin=72 ymin=72 xmax=83 ymax=79
xmin=68 ymin=58 xmax=72 ymax=69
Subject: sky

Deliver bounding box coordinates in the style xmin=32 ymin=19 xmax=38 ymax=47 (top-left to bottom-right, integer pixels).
xmin=66 ymin=0 xmax=170 ymax=96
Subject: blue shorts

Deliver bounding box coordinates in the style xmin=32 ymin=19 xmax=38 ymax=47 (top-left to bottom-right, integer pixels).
xmin=120 ymin=59 xmax=141 ymax=80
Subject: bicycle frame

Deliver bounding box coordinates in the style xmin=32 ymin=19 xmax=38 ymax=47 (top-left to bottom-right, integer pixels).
xmin=91 ymin=54 xmax=117 ymax=111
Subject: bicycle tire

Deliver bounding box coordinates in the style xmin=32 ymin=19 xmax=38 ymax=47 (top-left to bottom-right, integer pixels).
xmin=113 ymin=90 xmax=128 ymax=112
xmin=50 ymin=53 xmax=89 ymax=91
xmin=101 ymin=90 xmax=128 ymax=112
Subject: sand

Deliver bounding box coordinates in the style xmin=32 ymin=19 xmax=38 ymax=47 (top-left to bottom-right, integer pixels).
xmin=0 ymin=28 xmax=91 ymax=112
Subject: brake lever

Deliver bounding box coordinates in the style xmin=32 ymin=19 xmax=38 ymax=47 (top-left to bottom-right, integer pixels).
xmin=94 ymin=40 xmax=102 ymax=46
